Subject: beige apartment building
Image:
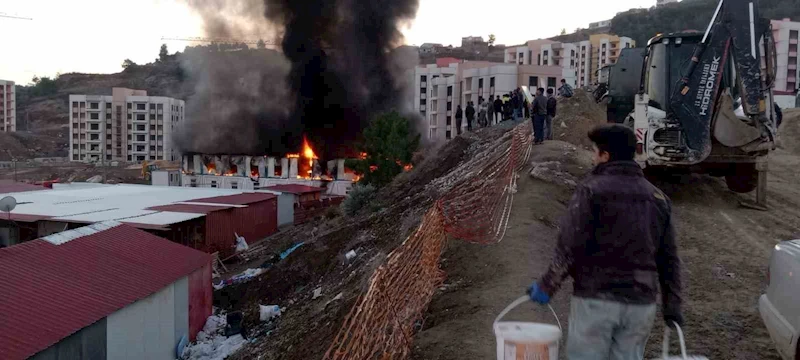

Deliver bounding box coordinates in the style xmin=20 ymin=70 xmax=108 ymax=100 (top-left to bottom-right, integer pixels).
xmin=590 ymin=34 xmax=636 ymax=84
xmin=69 ymin=88 xmax=185 ymax=163
xmin=0 ymin=80 xmax=15 ymax=132
xmin=771 ymin=19 xmax=800 ymax=108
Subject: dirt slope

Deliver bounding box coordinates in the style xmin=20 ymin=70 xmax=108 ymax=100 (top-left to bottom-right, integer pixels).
xmin=412 ymin=141 xmax=800 ymax=359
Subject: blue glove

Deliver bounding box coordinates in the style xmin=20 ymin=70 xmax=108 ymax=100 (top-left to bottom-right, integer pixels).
xmin=528 ymin=282 xmax=551 ymax=304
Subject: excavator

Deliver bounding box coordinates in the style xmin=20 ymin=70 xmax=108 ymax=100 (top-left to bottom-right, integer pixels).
xmin=621 ymin=0 xmax=780 ymax=209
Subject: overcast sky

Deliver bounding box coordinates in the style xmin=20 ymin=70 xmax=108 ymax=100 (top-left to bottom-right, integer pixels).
xmin=1 ymin=0 xmax=657 ymax=84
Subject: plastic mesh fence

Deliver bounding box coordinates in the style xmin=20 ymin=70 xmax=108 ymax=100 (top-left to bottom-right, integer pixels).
xmin=324 ymin=123 xmax=533 ymax=359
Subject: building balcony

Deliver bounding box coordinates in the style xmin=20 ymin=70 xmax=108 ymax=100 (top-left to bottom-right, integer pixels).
xmin=790 ymin=51 xmax=798 ymax=57
xmin=789 ymin=64 xmax=797 ymax=70
xmin=790 ymin=39 xmax=798 ymax=45
xmin=420 ymin=93 xmax=427 ymax=100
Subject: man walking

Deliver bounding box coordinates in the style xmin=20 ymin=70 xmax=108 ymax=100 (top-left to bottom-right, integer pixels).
xmin=478 ymin=98 xmax=489 ymax=127
xmin=545 ymin=88 xmax=557 ymax=140
xmin=531 ymin=88 xmax=548 ymax=144
xmin=558 ymin=78 xmax=574 ymax=98
xmin=455 ymin=104 xmax=463 ymax=135
xmin=511 ymin=90 xmax=521 ymax=121
xmin=465 ymin=101 xmax=476 ymax=131
xmin=528 ymin=125 xmax=683 ymax=360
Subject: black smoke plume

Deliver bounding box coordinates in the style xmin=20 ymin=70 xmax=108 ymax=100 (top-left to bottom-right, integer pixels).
xmin=176 ymin=0 xmax=420 ymax=159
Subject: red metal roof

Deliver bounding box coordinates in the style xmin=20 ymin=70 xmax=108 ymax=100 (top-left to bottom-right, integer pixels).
xmin=189 ymin=192 xmax=277 ymax=205
xmin=0 ymin=182 xmax=48 ymax=194
xmin=0 ymin=223 xmax=211 ymax=360
xmin=263 ymin=184 xmax=325 ymax=195
xmin=0 ymin=213 xmax=52 ymax=222
xmin=146 ymin=203 xmax=236 ymax=214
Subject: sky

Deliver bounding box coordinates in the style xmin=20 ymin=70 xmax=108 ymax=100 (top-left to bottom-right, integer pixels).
xmin=0 ymin=0 xmax=657 ymax=85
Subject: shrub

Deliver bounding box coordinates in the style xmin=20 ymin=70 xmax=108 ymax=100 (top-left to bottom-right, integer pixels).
xmin=341 ymin=184 xmax=377 ymax=216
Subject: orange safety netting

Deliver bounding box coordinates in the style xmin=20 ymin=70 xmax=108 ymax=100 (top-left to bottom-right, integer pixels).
xmin=324 ymin=124 xmax=533 ymax=360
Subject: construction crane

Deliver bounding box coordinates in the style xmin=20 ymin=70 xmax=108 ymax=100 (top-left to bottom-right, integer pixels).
xmin=0 ymin=12 xmax=32 ymax=20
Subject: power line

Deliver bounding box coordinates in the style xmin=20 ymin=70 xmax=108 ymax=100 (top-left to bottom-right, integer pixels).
xmin=0 ymin=13 xmax=32 ymax=20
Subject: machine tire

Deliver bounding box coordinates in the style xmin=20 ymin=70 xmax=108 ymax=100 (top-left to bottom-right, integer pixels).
xmin=725 ymin=165 xmax=758 ymax=193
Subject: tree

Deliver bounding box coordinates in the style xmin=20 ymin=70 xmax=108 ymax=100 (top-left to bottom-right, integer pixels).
xmin=488 ymin=34 xmax=496 ymax=47
xmin=159 ymin=44 xmax=169 ymax=62
xmin=257 ymin=39 xmax=266 ymax=49
xmin=560 ymin=28 xmax=567 ymax=35
xmin=28 ymin=76 xmax=58 ymax=97
xmin=346 ymin=111 xmax=420 ymax=188
xmin=121 ymin=59 xmax=137 ymax=69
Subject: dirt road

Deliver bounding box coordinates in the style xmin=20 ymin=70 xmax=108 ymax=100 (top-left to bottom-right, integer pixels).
xmin=412 ymin=141 xmax=800 ymax=359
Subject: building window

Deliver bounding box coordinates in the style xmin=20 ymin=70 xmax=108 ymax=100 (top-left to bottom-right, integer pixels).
xmin=231 ymin=181 xmax=238 ymax=189
xmin=150 ymin=135 xmax=156 ymax=140
xmin=446 ymin=102 xmax=452 ymax=111
xmin=446 ymin=130 xmax=452 ymax=140
xmin=128 ymin=155 xmax=132 ymax=161
xmin=89 ymin=113 xmax=99 ymax=120
xmin=447 ymin=86 xmax=453 ymax=96
xmin=420 ymin=99 xmax=426 ymax=106
xmin=211 ymin=180 xmax=218 ymax=188
xmin=136 ymin=135 xmax=146 ymax=142
xmin=543 ymin=59 xmax=548 ymax=65
xmin=136 ymin=103 xmax=146 ymax=110
xmin=89 ymin=134 xmax=99 ymax=141
xmin=446 ymin=116 xmax=452 ymax=126
xmin=127 ymin=113 xmax=132 ymax=120
xmin=127 ymin=103 xmax=132 ymax=109
xmin=150 ymin=114 xmax=156 ymax=120
xmin=547 ymin=77 xmax=557 ymax=88
xmin=150 ymin=146 xmax=156 ymax=152
xmin=136 ymin=113 xmax=145 ymax=121
xmin=157 ymin=103 xmax=163 ymax=110
xmin=490 ymin=77 xmax=495 ymax=87
xmin=478 ymin=79 xmax=484 ymax=89
xmin=89 ymin=102 xmax=99 ymax=109
xmin=73 ymin=154 xmax=79 ymax=160
xmin=529 ymin=76 xmax=539 ymax=87
xmin=90 ymin=123 xmax=99 ymax=130
xmin=429 ymin=128 xmax=436 ymax=139
xmin=537 ymin=54 xmax=541 ymax=65
xmin=72 ymin=101 xmax=79 ymax=109
xmin=190 ymin=178 xmax=197 ymax=187
xmin=420 ymin=75 xmax=427 ymax=82
xmin=420 ymin=87 xmax=426 ymax=94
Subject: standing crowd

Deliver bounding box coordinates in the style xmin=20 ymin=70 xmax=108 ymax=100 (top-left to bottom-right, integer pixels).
xmin=452 ymin=78 xmax=573 ymax=138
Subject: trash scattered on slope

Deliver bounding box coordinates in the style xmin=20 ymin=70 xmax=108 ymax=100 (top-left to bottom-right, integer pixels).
xmin=280 ymin=242 xmax=305 ymax=260
xmin=259 ymin=305 xmax=282 ymax=322
xmin=213 ymin=268 xmax=266 ymax=290
xmin=182 ymin=313 xmax=247 ymax=360
xmin=345 ymin=250 xmax=357 ymax=261
xmin=234 ymin=233 xmax=249 ymax=253
xmin=313 ymin=287 xmax=323 ymax=299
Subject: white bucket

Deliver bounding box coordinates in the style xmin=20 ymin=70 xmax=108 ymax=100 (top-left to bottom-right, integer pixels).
xmin=651 ymin=322 xmax=708 ymax=360
xmin=493 ymin=296 xmax=562 ymax=360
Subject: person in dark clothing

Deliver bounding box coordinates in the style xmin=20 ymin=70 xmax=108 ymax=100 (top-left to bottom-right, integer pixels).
xmin=465 ymin=101 xmax=476 ymax=131
xmin=528 ymin=124 xmax=683 ymax=360
xmin=523 ymin=97 xmax=530 ymax=120
xmin=531 ymin=88 xmax=548 ymax=144
xmin=545 ymin=88 xmax=557 ymax=140
xmin=511 ymin=90 xmax=521 ymax=120
xmin=493 ymin=96 xmax=503 ymax=125
xmin=455 ymin=105 xmax=463 ymax=135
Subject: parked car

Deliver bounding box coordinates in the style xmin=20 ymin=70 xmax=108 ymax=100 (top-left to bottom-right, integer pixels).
xmin=760 ymin=239 xmax=800 ymax=359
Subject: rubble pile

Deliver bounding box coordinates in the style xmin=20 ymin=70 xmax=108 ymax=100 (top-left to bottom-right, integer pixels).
xmin=554 ymin=89 xmax=607 ymax=149
xmin=528 ymin=140 xmax=594 ymax=188
xmin=779 ymin=108 xmax=800 ymax=155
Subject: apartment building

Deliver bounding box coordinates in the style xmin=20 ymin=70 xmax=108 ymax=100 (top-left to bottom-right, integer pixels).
xmin=574 ymin=40 xmax=593 ymax=87
xmin=415 ymin=62 xmax=562 ymax=143
xmin=69 ymin=88 xmax=185 ymax=163
xmin=0 ymin=80 xmax=15 ymax=132
xmin=540 ymin=42 xmax=579 ymax=87
xmin=771 ymin=19 xmax=800 ymax=108
xmin=590 ymin=34 xmax=636 ymax=84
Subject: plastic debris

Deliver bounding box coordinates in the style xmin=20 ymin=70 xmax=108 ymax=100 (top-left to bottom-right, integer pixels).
xmin=183 ymin=312 xmax=247 ymax=360
xmin=345 ymin=250 xmax=357 ymax=261
xmin=234 ymin=233 xmax=249 ymax=253
xmin=213 ymin=268 xmax=266 ymax=290
xmin=259 ymin=305 xmax=282 ymax=322
xmin=313 ymin=287 xmax=323 ymax=299
xmin=280 ymin=242 xmax=305 ymax=259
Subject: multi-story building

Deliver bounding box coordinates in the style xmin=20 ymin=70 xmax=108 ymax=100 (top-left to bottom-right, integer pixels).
xmin=574 ymin=40 xmax=593 ymax=87
xmin=771 ymin=18 xmax=800 ymax=108
xmin=541 ymin=42 xmax=579 ymax=87
xmin=0 ymin=80 xmax=15 ymax=132
xmin=590 ymin=34 xmax=636 ymax=84
xmin=69 ymin=88 xmax=184 ymax=163
xmin=415 ymin=61 xmax=563 ymax=143
xmin=589 ymin=20 xmax=612 ymax=29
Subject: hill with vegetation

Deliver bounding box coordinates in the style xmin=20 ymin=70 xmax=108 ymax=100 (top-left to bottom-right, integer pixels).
xmin=611 ymin=0 xmax=800 ymax=46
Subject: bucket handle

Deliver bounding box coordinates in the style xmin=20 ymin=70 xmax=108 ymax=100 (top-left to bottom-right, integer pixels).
xmin=661 ymin=322 xmax=688 ymax=359
xmin=494 ymin=295 xmax=562 ymax=332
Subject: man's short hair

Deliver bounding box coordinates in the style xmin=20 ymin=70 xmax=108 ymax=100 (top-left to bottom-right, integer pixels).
xmin=546 ymin=88 xmax=554 ymax=95
xmin=587 ymin=124 xmax=637 ymax=161
xmin=538 ymin=87 xmax=545 ymax=94
xmin=561 ymin=79 xmax=566 ymax=83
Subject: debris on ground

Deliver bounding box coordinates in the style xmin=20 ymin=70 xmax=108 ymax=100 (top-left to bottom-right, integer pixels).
xmin=530 ymin=161 xmax=578 ymax=188
xmin=778 ymin=108 xmax=800 ymax=155
xmin=553 ymin=89 xmax=607 ymax=149
xmin=182 ymin=312 xmax=248 ymax=360
xmin=214 ymin=268 xmax=266 ymax=290
xmin=259 ymin=305 xmax=282 ymax=322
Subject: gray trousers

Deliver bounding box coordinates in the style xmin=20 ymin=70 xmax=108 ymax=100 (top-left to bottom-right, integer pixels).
xmin=567 ymin=297 xmax=657 ymax=360
xmin=544 ymin=115 xmax=554 ymax=140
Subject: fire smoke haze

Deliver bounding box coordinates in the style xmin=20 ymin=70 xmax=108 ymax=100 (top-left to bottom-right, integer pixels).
xmin=175 ymin=0 xmax=420 ymax=158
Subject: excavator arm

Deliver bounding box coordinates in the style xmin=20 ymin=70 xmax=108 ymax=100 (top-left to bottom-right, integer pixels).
xmin=669 ymin=0 xmax=776 ymax=162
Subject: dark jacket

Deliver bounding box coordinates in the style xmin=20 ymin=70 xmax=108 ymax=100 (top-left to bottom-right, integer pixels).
xmin=455 ymin=107 xmax=463 ymax=119
xmin=546 ymin=96 xmax=557 ymax=117
xmin=465 ymin=105 xmax=476 ymax=119
xmin=494 ymin=99 xmax=503 ymax=112
xmin=540 ymin=161 xmax=682 ymax=320
xmin=532 ymin=94 xmax=548 ymax=116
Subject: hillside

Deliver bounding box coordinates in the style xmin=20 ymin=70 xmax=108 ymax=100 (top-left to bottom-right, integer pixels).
xmin=611 ymin=0 xmax=800 ymax=46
